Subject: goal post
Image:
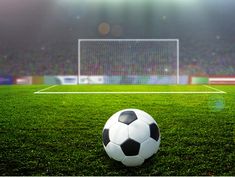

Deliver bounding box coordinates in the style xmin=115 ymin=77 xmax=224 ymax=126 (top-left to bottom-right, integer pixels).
xmin=78 ymin=39 xmax=179 ymax=84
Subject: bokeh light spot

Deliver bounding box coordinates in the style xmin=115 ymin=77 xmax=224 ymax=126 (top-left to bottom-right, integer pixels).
xmin=98 ymin=22 xmax=110 ymax=36
xmin=208 ymin=95 xmax=225 ymax=112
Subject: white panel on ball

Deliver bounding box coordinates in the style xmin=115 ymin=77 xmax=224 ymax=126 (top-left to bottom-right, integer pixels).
xmin=103 ymin=113 xmax=119 ymax=129
xmin=154 ymin=137 xmax=161 ymax=154
xmin=122 ymin=156 xmax=145 ymax=167
xmin=139 ymin=138 xmax=159 ymax=159
xmin=128 ymin=119 xmax=150 ymax=143
xmin=135 ymin=109 xmax=156 ymax=125
xmin=105 ymin=142 xmax=125 ymax=161
xmin=109 ymin=122 xmax=129 ymax=145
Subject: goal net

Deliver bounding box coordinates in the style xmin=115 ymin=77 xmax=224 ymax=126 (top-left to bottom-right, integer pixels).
xmin=78 ymin=39 xmax=179 ymax=84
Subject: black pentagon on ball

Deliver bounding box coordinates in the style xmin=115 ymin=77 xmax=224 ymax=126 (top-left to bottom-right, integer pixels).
xmin=121 ymin=139 xmax=140 ymax=156
xmin=118 ymin=111 xmax=137 ymax=125
xmin=102 ymin=129 xmax=110 ymax=146
xmin=149 ymin=123 xmax=160 ymax=141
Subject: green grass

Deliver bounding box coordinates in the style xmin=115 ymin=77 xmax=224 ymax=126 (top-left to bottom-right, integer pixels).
xmin=0 ymin=85 xmax=234 ymax=175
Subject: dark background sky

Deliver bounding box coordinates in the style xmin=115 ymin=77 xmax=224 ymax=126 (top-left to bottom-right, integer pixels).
xmin=1 ymin=0 xmax=235 ymax=44
xmin=0 ymin=0 xmax=235 ymax=76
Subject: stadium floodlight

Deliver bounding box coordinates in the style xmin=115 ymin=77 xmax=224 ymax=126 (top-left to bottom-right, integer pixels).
xmin=78 ymin=39 xmax=179 ymax=84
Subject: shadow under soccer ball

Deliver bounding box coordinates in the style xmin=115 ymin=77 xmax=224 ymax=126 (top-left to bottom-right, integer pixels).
xmin=102 ymin=109 xmax=161 ymax=167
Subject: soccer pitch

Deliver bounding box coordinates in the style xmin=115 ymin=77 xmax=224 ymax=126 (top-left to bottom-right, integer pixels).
xmin=0 ymin=85 xmax=234 ymax=175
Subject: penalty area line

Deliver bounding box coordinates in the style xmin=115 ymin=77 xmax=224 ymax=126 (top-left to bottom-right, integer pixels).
xmin=203 ymin=85 xmax=226 ymax=94
xmin=34 ymin=91 xmax=225 ymax=95
xmin=34 ymin=85 xmax=57 ymax=94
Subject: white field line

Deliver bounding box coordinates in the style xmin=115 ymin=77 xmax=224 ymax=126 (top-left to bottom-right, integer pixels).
xmin=203 ymin=85 xmax=227 ymax=94
xmin=34 ymin=85 xmax=226 ymax=95
xmin=34 ymin=91 xmax=225 ymax=95
xmin=34 ymin=85 xmax=57 ymax=94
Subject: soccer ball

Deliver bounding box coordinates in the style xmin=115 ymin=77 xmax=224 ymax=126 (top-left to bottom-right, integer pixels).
xmin=102 ymin=109 xmax=160 ymax=167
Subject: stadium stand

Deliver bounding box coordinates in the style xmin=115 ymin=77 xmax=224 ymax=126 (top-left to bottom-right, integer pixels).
xmin=0 ymin=37 xmax=234 ymax=76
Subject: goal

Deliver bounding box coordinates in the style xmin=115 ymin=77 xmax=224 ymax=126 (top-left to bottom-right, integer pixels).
xmin=78 ymin=39 xmax=179 ymax=84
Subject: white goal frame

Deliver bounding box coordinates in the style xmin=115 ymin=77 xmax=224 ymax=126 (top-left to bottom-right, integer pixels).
xmin=78 ymin=39 xmax=179 ymax=84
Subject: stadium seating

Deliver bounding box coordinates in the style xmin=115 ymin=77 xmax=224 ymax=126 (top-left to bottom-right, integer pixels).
xmin=0 ymin=38 xmax=234 ymax=76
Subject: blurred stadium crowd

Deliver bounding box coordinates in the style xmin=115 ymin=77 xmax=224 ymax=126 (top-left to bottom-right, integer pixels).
xmin=0 ymin=0 xmax=234 ymax=77
xmin=0 ymin=37 xmax=234 ymax=76
xmin=180 ymin=37 xmax=235 ymax=76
